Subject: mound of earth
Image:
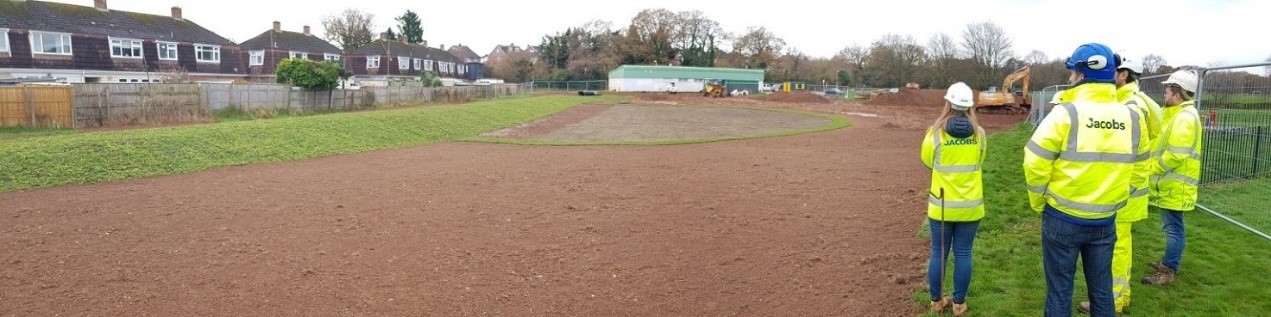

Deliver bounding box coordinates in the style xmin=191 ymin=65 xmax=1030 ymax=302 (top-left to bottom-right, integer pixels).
xmin=761 ymin=91 xmax=831 ymax=104
xmin=865 ymin=88 xmax=955 ymax=107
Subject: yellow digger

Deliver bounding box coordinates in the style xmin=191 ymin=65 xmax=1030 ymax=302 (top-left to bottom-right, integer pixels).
xmin=975 ymin=66 xmax=1031 ymax=114
xmin=704 ymin=81 xmax=727 ymax=98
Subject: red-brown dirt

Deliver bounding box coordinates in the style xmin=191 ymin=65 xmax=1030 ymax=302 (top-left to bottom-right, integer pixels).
xmin=759 ymin=91 xmax=832 ymax=104
xmin=865 ymin=88 xmax=949 ymax=107
xmin=0 ymin=96 xmax=1027 ymax=316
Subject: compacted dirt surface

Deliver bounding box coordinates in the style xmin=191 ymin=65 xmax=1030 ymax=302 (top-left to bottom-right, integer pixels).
xmin=0 ymin=93 xmax=1026 ymax=316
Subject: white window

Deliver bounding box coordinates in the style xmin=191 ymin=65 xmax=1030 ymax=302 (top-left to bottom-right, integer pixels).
xmin=398 ymin=56 xmax=409 ymax=70
xmin=324 ymin=53 xmax=340 ymax=62
xmin=413 ymin=58 xmax=421 ymax=70
xmin=109 ymin=38 xmax=142 ymax=58
xmin=289 ymin=51 xmax=307 ymax=59
xmin=249 ymin=50 xmax=264 ymax=66
xmin=0 ymin=29 xmax=9 ymax=53
xmin=194 ymin=44 xmax=219 ymax=63
xmin=31 ymin=31 xmax=72 ymax=55
xmin=156 ymin=41 xmax=178 ymax=60
xmin=367 ymin=56 xmax=380 ymax=68
xmin=423 ymin=60 xmax=433 ymax=71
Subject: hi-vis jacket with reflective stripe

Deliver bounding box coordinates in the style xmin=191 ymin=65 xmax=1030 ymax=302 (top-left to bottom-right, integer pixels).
xmin=1024 ymin=83 xmax=1151 ymax=220
xmin=1116 ymin=82 xmax=1164 ymax=223
xmin=921 ymin=126 xmax=987 ymax=221
xmin=1150 ymin=100 xmax=1203 ymax=211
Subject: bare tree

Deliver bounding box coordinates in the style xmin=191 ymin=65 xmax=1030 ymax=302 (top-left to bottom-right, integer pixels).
xmin=961 ymin=21 xmax=1014 ymax=89
xmin=322 ymin=9 xmax=375 ymax=51
xmin=926 ymin=33 xmax=960 ymax=87
xmin=732 ymin=26 xmax=786 ymax=69
xmin=865 ymin=34 xmax=926 ymax=87
xmin=674 ymin=10 xmax=726 ymax=67
xmin=1024 ymin=50 xmax=1048 ymax=65
xmin=628 ymin=9 xmax=679 ymax=65
xmin=1141 ymin=54 xmax=1167 ymax=75
xmin=837 ymin=45 xmax=870 ymax=86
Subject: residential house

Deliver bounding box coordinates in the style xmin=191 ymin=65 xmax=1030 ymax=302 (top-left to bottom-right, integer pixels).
xmin=238 ymin=22 xmax=341 ymax=81
xmin=0 ymin=0 xmax=243 ymax=83
xmin=446 ymin=44 xmax=482 ymax=80
xmin=345 ymin=35 xmax=467 ymax=86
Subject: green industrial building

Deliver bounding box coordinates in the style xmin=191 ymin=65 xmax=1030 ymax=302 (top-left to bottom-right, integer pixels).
xmin=607 ymin=65 xmax=765 ymax=93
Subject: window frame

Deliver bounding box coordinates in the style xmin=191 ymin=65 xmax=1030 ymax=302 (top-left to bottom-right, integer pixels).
xmin=30 ymin=31 xmax=73 ymax=56
xmin=367 ymin=56 xmax=380 ymax=69
xmin=109 ymin=37 xmax=143 ymax=58
xmin=194 ymin=44 xmax=220 ymax=63
xmin=0 ymin=28 xmax=10 ymax=53
xmin=249 ymin=50 xmax=264 ymax=66
xmin=156 ymin=41 xmax=178 ymax=61
xmin=398 ymin=56 xmax=410 ymax=70
xmin=289 ymin=51 xmax=308 ymax=59
xmin=324 ymin=53 xmax=340 ymax=62
xmin=413 ymin=58 xmax=421 ymax=70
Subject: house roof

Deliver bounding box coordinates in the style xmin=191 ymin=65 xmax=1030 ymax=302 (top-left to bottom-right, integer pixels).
xmin=447 ymin=45 xmax=479 ymax=61
xmin=347 ymin=40 xmax=461 ymax=63
xmin=0 ymin=0 xmax=233 ymax=45
xmin=487 ymin=44 xmax=521 ymax=56
xmin=239 ymin=30 xmax=340 ymax=54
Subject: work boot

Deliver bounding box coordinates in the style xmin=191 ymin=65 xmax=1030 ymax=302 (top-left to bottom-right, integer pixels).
xmin=952 ymin=302 xmax=968 ymax=317
xmin=1148 ymin=261 xmax=1168 ymax=272
xmin=1142 ymin=266 xmax=1176 ymax=285
xmin=930 ymin=296 xmax=951 ymax=313
xmin=1077 ymin=301 xmax=1091 ymax=314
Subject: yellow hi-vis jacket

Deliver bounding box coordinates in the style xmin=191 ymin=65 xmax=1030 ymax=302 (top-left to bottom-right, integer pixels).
xmin=921 ymin=126 xmax=987 ymax=221
xmin=1116 ymin=81 xmax=1164 ymax=223
xmin=1150 ymin=100 xmax=1203 ymax=211
xmin=1024 ymin=83 xmax=1151 ymax=220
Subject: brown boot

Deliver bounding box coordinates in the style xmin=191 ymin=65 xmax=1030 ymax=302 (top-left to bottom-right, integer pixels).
xmin=1077 ymin=301 xmax=1091 ymax=314
xmin=930 ymin=296 xmax=951 ymax=313
xmin=1147 ymin=261 xmax=1168 ymax=273
xmin=952 ymin=302 xmax=968 ymax=317
xmin=1142 ymin=266 xmax=1176 ymax=285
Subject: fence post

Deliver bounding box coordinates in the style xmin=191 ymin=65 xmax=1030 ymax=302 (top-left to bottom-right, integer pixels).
xmin=24 ymin=86 xmax=35 ymax=127
xmin=1255 ymin=126 xmax=1264 ymax=176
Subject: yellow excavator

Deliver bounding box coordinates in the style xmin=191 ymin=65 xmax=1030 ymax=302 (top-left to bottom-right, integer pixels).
xmin=704 ymin=80 xmax=727 ymax=98
xmin=975 ymin=66 xmax=1031 ymax=114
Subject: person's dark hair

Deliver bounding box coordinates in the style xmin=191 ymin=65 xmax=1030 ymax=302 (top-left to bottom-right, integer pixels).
xmin=1119 ymin=69 xmax=1139 ymax=84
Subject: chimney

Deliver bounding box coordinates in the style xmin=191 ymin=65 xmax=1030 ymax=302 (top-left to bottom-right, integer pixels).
xmin=93 ymin=0 xmax=106 ymax=11
xmin=440 ymin=44 xmax=445 ymax=50
xmin=303 ymin=25 xmax=310 ymax=36
xmin=171 ymin=6 xmax=183 ymax=20
xmin=421 ymin=40 xmax=427 ymax=48
xmin=379 ymin=32 xmax=387 ymax=41
xmin=272 ymin=21 xmax=281 ymax=33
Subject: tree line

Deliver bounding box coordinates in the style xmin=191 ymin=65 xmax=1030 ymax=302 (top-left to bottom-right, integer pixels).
xmin=484 ymin=9 xmax=1193 ymax=90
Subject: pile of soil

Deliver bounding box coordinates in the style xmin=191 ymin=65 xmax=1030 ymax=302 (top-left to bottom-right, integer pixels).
xmin=761 ymin=91 xmax=831 ymax=104
xmin=865 ymin=88 xmax=952 ymax=107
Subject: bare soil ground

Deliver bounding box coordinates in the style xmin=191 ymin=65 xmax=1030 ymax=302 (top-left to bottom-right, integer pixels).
xmin=0 ymin=93 xmax=1027 ymax=316
xmin=487 ymin=105 xmax=831 ymax=142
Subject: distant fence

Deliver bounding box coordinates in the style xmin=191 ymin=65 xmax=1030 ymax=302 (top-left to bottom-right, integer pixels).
xmin=0 ymin=86 xmax=74 ymax=128
xmin=529 ymin=80 xmax=608 ymax=92
xmin=58 ymin=83 xmax=529 ymax=128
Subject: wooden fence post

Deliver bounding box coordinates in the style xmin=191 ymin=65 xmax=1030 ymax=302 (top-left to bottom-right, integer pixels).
xmin=24 ymin=86 xmax=35 ymax=127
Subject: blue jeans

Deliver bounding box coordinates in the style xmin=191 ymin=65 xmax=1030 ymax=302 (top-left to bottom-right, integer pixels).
xmin=928 ymin=219 xmax=980 ymax=304
xmin=1042 ymin=211 xmax=1117 ymax=317
xmin=1161 ymin=209 xmax=1186 ymax=272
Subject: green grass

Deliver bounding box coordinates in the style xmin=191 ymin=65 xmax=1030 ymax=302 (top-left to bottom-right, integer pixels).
xmin=914 ymin=124 xmax=1271 ymax=316
xmin=0 ymin=126 xmax=78 ymax=140
xmin=0 ymin=95 xmax=621 ymax=193
xmin=1197 ymin=177 xmax=1271 ymax=237
xmin=463 ymin=106 xmax=851 ymax=146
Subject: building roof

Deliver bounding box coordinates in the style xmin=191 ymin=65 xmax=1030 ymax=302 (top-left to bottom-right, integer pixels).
xmin=608 ymin=65 xmax=765 ymax=82
xmin=447 ymin=44 xmax=480 ymax=61
xmin=0 ymin=0 xmax=233 ymax=45
xmin=240 ymin=30 xmax=340 ymax=54
xmin=347 ymin=40 xmax=461 ymax=63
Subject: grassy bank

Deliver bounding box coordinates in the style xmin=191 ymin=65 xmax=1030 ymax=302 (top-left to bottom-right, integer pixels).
xmin=0 ymin=95 xmax=620 ymax=193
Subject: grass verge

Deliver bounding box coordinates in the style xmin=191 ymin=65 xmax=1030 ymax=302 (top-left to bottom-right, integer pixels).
xmin=0 ymin=95 xmax=620 ymax=193
xmin=463 ymin=106 xmax=851 ymax=146
xmin=0 ymin=126 xmax=78 ymax=140
xmin=914 ymin=124 xmax=1271 ymax=316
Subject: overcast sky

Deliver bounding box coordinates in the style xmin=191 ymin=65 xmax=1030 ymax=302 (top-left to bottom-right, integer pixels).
xmin=47 ymin=0 xmax=1271 ymax=69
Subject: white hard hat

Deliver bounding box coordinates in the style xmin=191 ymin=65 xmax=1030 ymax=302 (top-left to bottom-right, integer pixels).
xmin=945 ymin=82 xmax=974 ymax=111
xmin=1162 ymin=70 xmax=1199 ymax=93
xmin=1117 ymin=55 xmax=1143 ymax=74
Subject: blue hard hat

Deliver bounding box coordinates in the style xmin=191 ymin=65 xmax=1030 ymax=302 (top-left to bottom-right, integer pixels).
xmin=1065 ymin=43 xmax=1118 ymax=83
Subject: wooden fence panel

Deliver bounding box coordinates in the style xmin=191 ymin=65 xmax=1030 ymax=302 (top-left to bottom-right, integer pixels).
xmin=0 ymin=86 xmax=74 ymax=128
xmin=73 ymin=84 xmax=206 ymax=128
